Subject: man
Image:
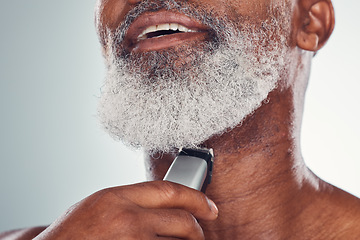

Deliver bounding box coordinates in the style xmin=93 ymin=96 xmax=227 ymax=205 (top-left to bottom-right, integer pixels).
xmin=1 ymin=0 xmax=359 ymax=239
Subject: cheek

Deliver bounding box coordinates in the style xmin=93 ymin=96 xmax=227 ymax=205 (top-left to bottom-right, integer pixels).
xmin=195 ymin=0 xmax=273 ymax=25
xmin=99 ymin=0 xmax=131 ymax=31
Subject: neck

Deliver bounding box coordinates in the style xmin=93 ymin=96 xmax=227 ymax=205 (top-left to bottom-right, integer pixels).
xmin=144 ymin=88 xmax=360 ymax=239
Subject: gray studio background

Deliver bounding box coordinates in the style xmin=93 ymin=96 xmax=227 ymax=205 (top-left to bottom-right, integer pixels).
xmin=1 ymin=0 xmax=359 ymax=232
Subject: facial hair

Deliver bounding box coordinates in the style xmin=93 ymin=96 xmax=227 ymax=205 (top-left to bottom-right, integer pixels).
xmin=98 ymin=0 xmax=291 ymax=153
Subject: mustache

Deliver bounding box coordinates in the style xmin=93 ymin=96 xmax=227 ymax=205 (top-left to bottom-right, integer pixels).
xmin=111 ymin=0 xmax=227 ymax=48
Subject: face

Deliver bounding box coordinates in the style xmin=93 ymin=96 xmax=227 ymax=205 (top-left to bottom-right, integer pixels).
xmin=96 ymin=0 xmax=294 ymax=153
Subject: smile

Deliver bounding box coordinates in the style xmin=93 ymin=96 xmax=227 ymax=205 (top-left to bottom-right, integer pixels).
xmin=124 ymin=11 xmax=209 ymax=53
xmin=137 ymin=23 xmax=197 ymax=41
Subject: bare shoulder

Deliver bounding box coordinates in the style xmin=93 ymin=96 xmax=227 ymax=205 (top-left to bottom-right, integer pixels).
xmin=322 ymin=185 xmax=360 ymax=238
xmin=297 ymin=182 xmax=360 ymax=239
xmin=0 ymin=227 xmax=47 ymax=240
xmin=340 ymin=194 xmax=360 ymax=237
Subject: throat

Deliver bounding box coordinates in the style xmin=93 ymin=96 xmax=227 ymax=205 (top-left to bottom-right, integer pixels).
xmin=198 ymin=149 xmax=311 ymax=239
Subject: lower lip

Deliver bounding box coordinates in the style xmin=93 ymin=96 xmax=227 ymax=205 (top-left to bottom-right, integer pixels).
xmin=130 ymin=32 xmax=208 ymax=53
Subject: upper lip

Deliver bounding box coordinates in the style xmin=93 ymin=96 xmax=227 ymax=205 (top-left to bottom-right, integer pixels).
xmin=124 ymin=10 xmax=209 ymax=47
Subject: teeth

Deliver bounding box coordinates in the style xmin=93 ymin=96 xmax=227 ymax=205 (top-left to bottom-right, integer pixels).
xmin=156 ymin=23 xmax=170 ymax=31
xmin=146 ymin=25 xmax=157 ymax=34
xmin=178 ymin=25 xmax=187 ymax=32
xmin=137 ymin=23 xmax=197 ymax=40
xmin=169 ymin=23 xmax=178 ymax=31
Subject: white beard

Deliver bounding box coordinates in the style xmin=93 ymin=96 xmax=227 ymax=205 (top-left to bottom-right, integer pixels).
xmin=98 ymin=2 xmax=290 ymax=153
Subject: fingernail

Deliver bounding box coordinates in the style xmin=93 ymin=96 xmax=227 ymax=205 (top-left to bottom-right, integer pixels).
xmin=207 ymin=198 xmax=219 ymax=216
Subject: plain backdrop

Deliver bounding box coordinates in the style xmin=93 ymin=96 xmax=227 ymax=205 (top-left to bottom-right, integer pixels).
xmin=0 ymin=0 xmax=359 ymax=232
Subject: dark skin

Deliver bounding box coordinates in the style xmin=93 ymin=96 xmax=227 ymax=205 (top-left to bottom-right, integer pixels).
xmin=2 ymin=0 xmax=360 ymax=239
xmin=147 ymin=88 xmax=360 ymax=239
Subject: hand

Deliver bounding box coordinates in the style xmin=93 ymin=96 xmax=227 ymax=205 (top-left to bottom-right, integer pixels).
xmin=34 ymin=181 xmax=218 ymax=240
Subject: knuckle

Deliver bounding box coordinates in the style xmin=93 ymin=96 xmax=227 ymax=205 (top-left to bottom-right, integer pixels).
xmin=117 ymin=208 xmax=140 ymax=226
xmin=116 ymin=209 xmax=158 ymax=240
xmin=115 ymin=208 xmax=148 ymax=237
xmin=156 ymin=181 xmax=181 ymax=202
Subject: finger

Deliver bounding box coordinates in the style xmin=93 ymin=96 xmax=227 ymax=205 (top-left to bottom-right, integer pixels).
xmin=112 ymin=181 xmax=218 ymax=221
xmin=146 ymin=208 xmax=204 ymax=240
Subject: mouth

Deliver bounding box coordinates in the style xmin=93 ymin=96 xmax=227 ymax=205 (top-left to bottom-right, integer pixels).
xmin=124 ymin=11 xmax=209 ymax=53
